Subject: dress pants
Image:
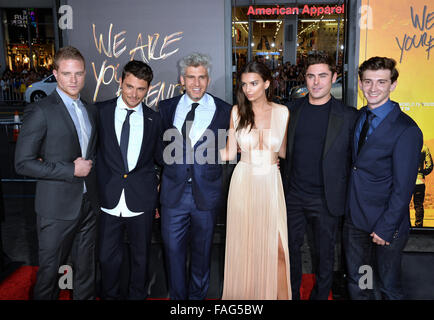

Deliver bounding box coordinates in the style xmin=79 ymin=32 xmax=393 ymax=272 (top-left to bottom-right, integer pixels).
xmin=34 ymin=193 xmax=96 ymax=300
xmin=286 ymin=190 xmax=338 ymax=300
xmin=161 ymin=184 xmax=217 ymax=300
xmin=98 ymin=210 xmax=154 ymax=300
xmin=343 ymin=216 xmax=408 ymax=300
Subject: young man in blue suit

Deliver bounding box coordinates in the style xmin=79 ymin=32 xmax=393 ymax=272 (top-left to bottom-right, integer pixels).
xmin=344 ymin=56 xmax=423 ymax=299
xmin=158 ymin=53 xmax=231 ymax=300
xmin=96 ymin=61 xmax=163 ymax=300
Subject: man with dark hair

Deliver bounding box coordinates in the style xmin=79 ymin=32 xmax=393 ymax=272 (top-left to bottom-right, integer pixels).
xmin=344 ymin=56 xmax=422 ymax=299
xmin=15 ymin=46 xmax=98 ymax=299
xmin=282 ymin=52 xmax=358 ymax=300
xmin=95 ymin=60 xmax=163 ymax=300
xmin=158 ymin=53 xmax=231 ymax=300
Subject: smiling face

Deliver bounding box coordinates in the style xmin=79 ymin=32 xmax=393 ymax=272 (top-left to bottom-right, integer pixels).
xmin=305 ymin=63 xmax=337 ymax=105
xmin=53 ymin=58 xmax=86 ymax=99
xmin=359 ymin=69 xmax=397 ymax=110
xmin=240 ymin=72 xmax=270 ymax=103
xmin=180 ymin=65 xmax=210 ymax=102
xmin=120 ymin=73 xmax=149 ymax=108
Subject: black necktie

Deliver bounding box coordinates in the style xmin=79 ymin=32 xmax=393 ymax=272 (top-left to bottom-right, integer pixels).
xmin=181 ymin=103 xmax=199 ymax=141
xmin=358 ymin=110 xmax=374 ymax=155
xmin=120 ymin=109 xmax=135 ymax=171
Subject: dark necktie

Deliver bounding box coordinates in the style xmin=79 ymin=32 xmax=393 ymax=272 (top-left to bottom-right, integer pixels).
xmin=357 ymin=109 xmax=375 ymax=155
xmin=120 ymin=109 xmax=135 ymax=171
xmin=181 ymin=103 xmax=199 ymax=141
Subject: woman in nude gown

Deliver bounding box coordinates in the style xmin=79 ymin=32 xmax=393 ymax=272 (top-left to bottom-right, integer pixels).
xmin=220 ymin=61 xmax=291 ymax=300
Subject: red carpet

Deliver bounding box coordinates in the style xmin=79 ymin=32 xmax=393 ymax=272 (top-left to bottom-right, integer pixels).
xmin=0 ymin=266 xmax=332 ymax=300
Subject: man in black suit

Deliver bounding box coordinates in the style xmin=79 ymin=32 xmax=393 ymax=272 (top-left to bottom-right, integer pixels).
xmin=96 ymin=60 xmax=163 ymax=300
xmin=283 ymin=52 xmax=358 ymax=300
xmin=15 ymin=46 xmax=98 ymax=300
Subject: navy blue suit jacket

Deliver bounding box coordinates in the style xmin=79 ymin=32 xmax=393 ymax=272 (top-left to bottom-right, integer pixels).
xmin=95 ymin=98 xmax=163 ymax=212
xmin=283 ymin=96 xmax=358 ymax=216
xmin=347 ymin=101 xmax=423 ymax=242
xmin=159 ymin=94 xmax=231 ymax=211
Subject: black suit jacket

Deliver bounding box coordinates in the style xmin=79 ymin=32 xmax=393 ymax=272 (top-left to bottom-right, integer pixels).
xmin=95 ymin=98 xmax=163 ymax=212
xmin=283 ymin=96 xmax=358 ymax=216
xmin=15 ymin=91 xmax=98 ymax=220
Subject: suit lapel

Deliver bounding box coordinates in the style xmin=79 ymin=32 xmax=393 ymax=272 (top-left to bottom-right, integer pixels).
xmin=323 ymin=100 xmax=343 ymax=159
xmin=356 ymin=104 xmax=401 ymax=160
xmin=82 ymin=99 xmax=96 ymax=159
xmin=353 ymin=108 xmax=364 ymax=160
xmin=52 ymin=91 xmax=81 ymax=155
xmin=135 ymin=103 xmax=153 ymax=165
xmin=169 ymin=95 xmax=182 ymax=128
xmin=193 ymin=94 xmax=219 ymax=148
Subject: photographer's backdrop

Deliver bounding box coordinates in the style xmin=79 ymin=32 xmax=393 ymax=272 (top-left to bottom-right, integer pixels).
xmin=65 ymin=0 xmax=228 ymax=109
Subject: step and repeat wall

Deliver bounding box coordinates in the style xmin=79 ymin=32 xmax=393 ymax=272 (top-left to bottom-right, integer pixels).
xmin=64 ymin=0 xmax=227 ymax=109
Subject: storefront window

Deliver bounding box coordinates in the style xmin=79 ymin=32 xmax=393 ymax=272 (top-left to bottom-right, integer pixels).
xmin=3 ymin=8 xmax=55 ymax=73
xmin=232 ymin=3 xmax=346 ymax=101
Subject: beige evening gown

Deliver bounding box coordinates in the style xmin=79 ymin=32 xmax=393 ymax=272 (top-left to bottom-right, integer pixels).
xmin=222 ymin=104 xmax=291 ymax=300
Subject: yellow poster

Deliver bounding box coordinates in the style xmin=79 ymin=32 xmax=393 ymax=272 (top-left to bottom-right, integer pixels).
xmin=359 ymin=0 xmax=434 ymax=227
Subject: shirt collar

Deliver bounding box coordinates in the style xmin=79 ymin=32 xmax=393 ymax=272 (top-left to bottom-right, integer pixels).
xmin=182 ymin=92 xmax=210 ymax=108
xmin=116 ymin=95 xmax=143 ymax=115
xmin=368 ymin=99 xmax=394 ymax=120
xmin=56 ymin=87 xmax=81 ymax=106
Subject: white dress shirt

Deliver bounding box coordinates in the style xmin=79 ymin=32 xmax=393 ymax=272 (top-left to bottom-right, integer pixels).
xmin=101 ymin=96 xmax=144 ymax=217
xmin=173 ymin=93 xmax=216 ymax=146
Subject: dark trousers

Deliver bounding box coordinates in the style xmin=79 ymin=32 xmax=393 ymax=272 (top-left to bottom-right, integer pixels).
xmin=286 ymin=190 xmax=338 ymax=300
xmin=161 ymin=184 xmax=217 ymax=300
xmin=343 ymin=216 xmax=408 ymax=300
xmin=34 ymin=193 xmax=96 ymax=300
xmin=98 ymin=210 xmax=154 ymax=300
xmin=413 ymin=184 xmax=425 ymax=227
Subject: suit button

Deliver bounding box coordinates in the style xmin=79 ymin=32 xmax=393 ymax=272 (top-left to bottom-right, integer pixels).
xmin=123 ymin=174 xmax=128 ymax=178
xmin=353 ymin=166 xmax=357 ymax=170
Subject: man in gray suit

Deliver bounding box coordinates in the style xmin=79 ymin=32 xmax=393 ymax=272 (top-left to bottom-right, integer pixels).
xmin=15 ymin=46 xmax=98 ymax=300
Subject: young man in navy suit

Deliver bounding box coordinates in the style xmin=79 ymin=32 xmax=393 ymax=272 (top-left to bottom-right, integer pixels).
xmin=344 ymin=56 xmax=423 ymax=299
xmin=96 ymin=61 xmax=163 ymax=300
xmin=158 ymin=53 xmax=231 ymax=300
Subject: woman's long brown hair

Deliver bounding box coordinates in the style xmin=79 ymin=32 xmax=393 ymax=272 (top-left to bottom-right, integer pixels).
xmin=236 ymin=61 xmax=274 ymax=131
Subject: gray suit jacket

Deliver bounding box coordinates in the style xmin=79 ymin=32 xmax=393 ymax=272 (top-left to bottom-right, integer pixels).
xmin=15 ymin=90 xmax=98 ymax=220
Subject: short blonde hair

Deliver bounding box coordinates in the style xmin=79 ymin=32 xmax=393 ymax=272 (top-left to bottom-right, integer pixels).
xmin=53 ymin=46 xmax=85 ymax=70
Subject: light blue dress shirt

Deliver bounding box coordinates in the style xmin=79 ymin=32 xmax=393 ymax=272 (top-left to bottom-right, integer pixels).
xmin=173 ymin=93 xmax=216 ymax=145
xmin=356 ymin=99 xmax=394 ymax=150
xmin=56 ymin=87 xmax=92 ymax=157
xmin=56 ymin=87 xmax=92 ymax=193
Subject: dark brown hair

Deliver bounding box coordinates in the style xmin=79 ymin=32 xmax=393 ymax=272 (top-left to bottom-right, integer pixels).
xmin=53 ymin=46 xmax=85 ymax=70
xmin=236 ymin=61 xmax=274 ymax=131
xmin=122 ymin=60 xmax=153 ymax=85
xmin=358 ymin=56 xmax=399 ymax=83
xmin=305 ymin=52 xmax=336 ymax=74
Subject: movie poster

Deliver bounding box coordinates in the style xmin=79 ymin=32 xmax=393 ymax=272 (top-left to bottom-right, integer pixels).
xmin=358 ymin=0 xmax=434 ymax=227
